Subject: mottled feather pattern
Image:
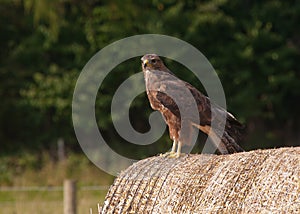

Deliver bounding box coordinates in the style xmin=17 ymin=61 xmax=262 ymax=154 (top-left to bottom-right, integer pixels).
xmin=141 ymin=54 xmax=244 ymax=154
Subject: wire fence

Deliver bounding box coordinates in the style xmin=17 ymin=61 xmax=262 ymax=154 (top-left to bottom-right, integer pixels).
xmin=0 ymin=185 xmax=110 ymax=192
xmin=0 ymin=185 xmax=110 ymax=214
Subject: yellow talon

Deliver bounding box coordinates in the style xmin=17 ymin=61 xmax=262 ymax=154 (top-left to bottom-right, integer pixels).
xmin=160 ymin=140 xmax=182 ymax=158
xmin=160 ymin=151 xmax=182 ymax=158
xmin=160 ymin=151 xmax=175 ymax=157
xmin=168 ymin=152 xmax=181 ymax=158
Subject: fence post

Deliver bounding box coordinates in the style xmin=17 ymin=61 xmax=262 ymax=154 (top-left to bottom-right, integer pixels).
xmin=64 ymin=179 xmax=77 ymax=214
xmin=58 ymin=138 xmax=65 ymax=162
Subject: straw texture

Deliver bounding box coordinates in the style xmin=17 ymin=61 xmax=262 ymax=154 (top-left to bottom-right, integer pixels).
xmin=101 ymin=147 xmax=300 ymax=213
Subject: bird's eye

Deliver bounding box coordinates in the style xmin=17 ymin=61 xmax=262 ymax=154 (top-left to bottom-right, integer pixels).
xmin=151 ymin=59 xmax=157 ymax=64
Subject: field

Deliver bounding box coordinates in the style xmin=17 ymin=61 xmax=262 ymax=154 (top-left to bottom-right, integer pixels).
xmin=0 ymin=188 xmax=107 ymax=214
xmin=0 ymin=152 xmax=114 ymax=214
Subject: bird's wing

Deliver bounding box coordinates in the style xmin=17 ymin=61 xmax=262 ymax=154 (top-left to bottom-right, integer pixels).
xmin=185 ymin=83 xmax=212 ymax=125
xmin=154 ymin=78 xmax=244 ymax=130
xmin=155 ymin=90 xmax=180 ymax=117
xmin=148 ymin=70 xmax=244 ymax=128
xmin=186 ymin=82 xmax=245 ymax=152
xmin=153 ymin=77 xmax=202 ymax=121
xmin=153 ymin=76 xmax=212 ymax=126
xmin=185 ymin=83 xmax=245 ymax=153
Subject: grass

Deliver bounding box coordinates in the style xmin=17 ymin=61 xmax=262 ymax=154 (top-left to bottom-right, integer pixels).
xmin=0 ymin=189 xmax=107 ymax=214
xmin=0 ymin=151 xmax=115 ymax=214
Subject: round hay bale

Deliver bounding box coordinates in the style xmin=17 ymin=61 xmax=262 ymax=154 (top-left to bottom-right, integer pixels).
xmin=101 ymin=147 xmax=300 ymax=213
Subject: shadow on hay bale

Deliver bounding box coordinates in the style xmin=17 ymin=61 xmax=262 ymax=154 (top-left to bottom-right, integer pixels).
xmin=101 ymin=147 xmax=300 ymax=213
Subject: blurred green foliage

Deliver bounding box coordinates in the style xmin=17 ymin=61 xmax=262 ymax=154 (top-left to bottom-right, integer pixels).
xmin=0 ymin=0 xmax=299 ymax=156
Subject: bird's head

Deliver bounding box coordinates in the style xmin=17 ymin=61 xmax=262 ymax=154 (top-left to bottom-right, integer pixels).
xmin=141 ymin=54 xmax=165 ymax=71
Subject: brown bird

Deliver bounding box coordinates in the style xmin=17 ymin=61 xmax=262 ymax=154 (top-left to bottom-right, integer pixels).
xmin=141 ymin=54 xmax=244 ymax=157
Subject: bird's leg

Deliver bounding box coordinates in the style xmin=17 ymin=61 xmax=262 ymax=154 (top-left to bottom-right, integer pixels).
xmin=169 ymin=141 xmax=182 ymax=158
xmin=176 ymin=141 xmax=182 ymax=157
xmin=160 ymin=140 xmax=177 ymax=157
xmin=171 ymin=140 xmax=177 ymax=153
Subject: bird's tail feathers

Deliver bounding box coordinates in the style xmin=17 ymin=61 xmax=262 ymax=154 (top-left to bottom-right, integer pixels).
xmin=219 ymin=132 xmax=244 ymax=154
xmin=191 ymin=122 xmax=244 ymax=154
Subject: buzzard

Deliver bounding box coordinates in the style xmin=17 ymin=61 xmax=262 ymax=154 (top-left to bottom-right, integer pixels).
xmin=141 ymin=54 xmax=244 ymax=157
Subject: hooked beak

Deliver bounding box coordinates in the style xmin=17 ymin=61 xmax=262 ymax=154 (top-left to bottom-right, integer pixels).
xmin=142 ymin=59 xmax=149 ymax=69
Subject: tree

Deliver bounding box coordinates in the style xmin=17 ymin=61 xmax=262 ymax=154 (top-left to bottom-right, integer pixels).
xmin=1 ymin=0 xmax=299 ymax=155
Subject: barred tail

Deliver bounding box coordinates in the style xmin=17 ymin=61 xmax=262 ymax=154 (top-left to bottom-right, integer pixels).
xmin=206 ymin=128 xmax=244 ymax=154
xmin=219 ymin=132 xmax=244 ymax=154
xmin=190 ymin=122 xmax=244 ymax=154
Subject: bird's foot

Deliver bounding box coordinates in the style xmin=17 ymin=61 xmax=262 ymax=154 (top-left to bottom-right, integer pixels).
xmin=168 ymin=152 xmax=181 ymax=158
xmin=160 ymin=151 xmax=181 ymax=158
xmin=160 ymin=151 xmax=175 ymax=157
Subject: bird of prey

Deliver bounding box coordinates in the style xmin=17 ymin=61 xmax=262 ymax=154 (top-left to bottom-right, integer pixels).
xmin=141 ymin=54 xmax=244 ymax=157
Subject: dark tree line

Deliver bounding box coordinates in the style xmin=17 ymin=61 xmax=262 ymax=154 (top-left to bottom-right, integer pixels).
xmin=1 ymin=0 xmax=300 ymax=156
